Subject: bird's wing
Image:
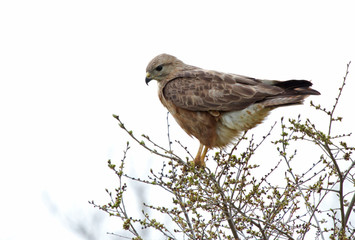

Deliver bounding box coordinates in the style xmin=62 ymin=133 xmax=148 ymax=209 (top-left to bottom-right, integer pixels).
xmin=162 ymin=69 xmax=284 ymax=112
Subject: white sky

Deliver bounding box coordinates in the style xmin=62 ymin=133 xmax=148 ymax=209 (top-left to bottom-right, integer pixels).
xmin=1 ymin=1 xmax=354 ymax=239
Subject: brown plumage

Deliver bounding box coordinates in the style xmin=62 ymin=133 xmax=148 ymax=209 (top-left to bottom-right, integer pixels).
xmin=145 ymin=54 xmax=320 ymax=166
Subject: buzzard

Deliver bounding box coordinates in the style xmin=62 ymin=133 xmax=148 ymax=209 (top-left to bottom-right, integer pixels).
xmin=145 ymin=54 xmax=320 ymax=167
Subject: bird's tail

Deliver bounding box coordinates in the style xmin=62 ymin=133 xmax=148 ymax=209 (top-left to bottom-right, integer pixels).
xmin=263 ymin=80 xmax=320 ymax=107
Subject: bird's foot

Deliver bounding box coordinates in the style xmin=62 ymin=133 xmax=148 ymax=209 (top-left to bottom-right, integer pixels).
xmin=193 ymin=156 xmax=206 ymax=168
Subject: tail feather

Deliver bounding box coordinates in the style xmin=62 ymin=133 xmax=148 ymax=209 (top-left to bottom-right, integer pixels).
xmin=263 ymin=95 xmax=307 ymax=108
xmin=262 ymin=79 xmax=320 ymax=107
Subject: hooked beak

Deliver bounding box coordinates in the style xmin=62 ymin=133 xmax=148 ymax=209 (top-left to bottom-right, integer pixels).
xmin=145 ymin=72 xmax=152 ymax=85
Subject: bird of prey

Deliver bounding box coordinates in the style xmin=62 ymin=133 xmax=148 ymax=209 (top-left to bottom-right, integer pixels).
xmin=145 ymin=54 xmax=320 ymax=167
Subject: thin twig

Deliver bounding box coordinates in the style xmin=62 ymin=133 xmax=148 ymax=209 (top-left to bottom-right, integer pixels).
xmin=328 ymin=61 xmax=351 ymax=135
xmin=113 ymin=114 xmax=186 ymax=166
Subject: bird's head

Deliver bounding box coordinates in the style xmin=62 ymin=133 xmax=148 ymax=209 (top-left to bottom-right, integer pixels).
xmin=145 ymin=53 xmax=184 ymax=85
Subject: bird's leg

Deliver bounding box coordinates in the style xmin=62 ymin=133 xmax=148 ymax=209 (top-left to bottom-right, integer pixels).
xmin=194 ymin=144 xmax=203 ymax=166
xmin=200 ymin=146 xmax=209 ymax=165
xmin=194 ymin=144 xmax=208 ymax=167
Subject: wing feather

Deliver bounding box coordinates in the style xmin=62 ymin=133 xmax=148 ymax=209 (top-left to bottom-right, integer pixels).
xmin=163 ymin=70 xmax=284 ymax=111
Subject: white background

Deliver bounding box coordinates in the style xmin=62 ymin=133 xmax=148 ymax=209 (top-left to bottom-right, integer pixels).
xmin=1 ymin=1 xmax=354 ymax=239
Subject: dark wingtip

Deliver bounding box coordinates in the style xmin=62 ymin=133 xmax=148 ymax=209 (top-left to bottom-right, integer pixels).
xmin=298 ymin=88 xmax=321 ymax=95
xmin=275 ymin=80 xmax=320 ymax=95
xmin=274 ymin=80 xmax=313 ymax=89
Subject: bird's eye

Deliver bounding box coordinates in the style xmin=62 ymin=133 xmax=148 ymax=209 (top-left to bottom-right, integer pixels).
xmin=155 ymin=65 xmax=163 ymax=71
